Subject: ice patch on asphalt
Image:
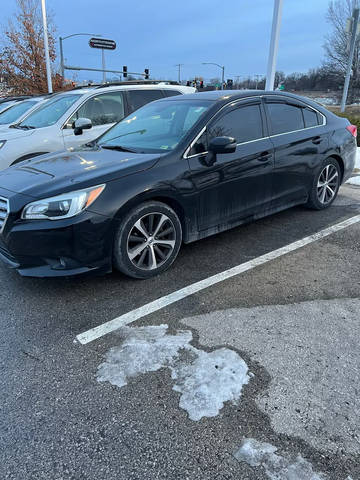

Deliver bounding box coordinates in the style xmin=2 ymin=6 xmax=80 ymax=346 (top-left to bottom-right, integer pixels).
xmin=97 ymin=324 xmax=250 ymax=421
xmin=234 ymin=438 xmax=327 ymax=479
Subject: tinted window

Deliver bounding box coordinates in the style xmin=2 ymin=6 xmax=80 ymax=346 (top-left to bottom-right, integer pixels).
xmin=303 ymin=107 xmax=319 ymax=128
xmin=67 ymin=92 xmax=124 ymax=127
xmin=128 ymin=90 xmax=164 ymax=111
xmin=163 ymin=90 xmax=181 ymax=97
xmin=208 ymin=104 xmax=263 ymax=144
xmin=267 ymin=103 xmax=304 ymax=135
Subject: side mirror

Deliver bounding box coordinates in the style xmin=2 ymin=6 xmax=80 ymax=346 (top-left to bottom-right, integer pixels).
xmin=208 ymin=136 xmax=237 ymax=154
xmin=73 ymin=117 xmax=92 ymax=136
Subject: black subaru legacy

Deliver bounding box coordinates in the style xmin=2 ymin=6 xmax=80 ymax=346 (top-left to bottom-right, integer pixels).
xmin=0 ymin=91 xmax=356 ymax=278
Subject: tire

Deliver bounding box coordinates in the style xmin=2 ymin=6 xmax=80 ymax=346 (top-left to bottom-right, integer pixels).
xmin=113 ymin=201 xmax=182 ymax=279
xmin=306 ymin=157 xmax=341 ymax=210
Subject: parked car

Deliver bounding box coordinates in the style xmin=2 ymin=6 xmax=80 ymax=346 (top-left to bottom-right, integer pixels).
xmin=0 ymin=90 xmax=356 ymax=278
xmin=0 ymin=100 xmax=18 ymax=114
xmin=0 ymin=82 xmax=196 ymax=170
xmin=0 ymin=96 xmax=49 ymax=130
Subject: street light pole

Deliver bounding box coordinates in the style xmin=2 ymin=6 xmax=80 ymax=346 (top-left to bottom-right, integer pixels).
xmin=40 ymin=0 xmax=52 ymax=93
xmin=340 ymin=8 xmax=360 ymax=112
xmin=265 ymin=0 xmax=284 ymax=91
xmin=59 ymin=33 xmax=103 ymax=82
xmin=175 ymin=64 xmax=183 ymax=83
xmin=202 ymin=62 xmax=225 ymax=90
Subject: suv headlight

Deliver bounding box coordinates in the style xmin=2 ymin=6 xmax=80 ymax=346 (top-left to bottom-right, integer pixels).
xmin=0 ymin=140 xmax=6 ymax=149
xmin=22 ymin=184 xmax=105 ymax=220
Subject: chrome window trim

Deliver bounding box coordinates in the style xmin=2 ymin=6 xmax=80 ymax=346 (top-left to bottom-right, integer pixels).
xmin=183 ymin=95 xmax=327 ymax=159
xmin=0 ymin=196 xmax=10 ymax=234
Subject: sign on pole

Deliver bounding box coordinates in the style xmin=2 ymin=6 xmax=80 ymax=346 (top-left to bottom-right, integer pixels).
xmin=89 ymin=38 xmax=116 ymax=50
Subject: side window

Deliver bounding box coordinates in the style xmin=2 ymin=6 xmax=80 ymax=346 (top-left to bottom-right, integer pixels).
xmin=67 ymin=92 xmax=125 ymax=127
xmin=128 ymin=90 xmax=164 ymax=111
xmin=208 ymin=104 xmax=263 ymax=144
xmin=267 ymin=102 xmax=305 ymax=135
xmin=303 ymin=107 xmax=319 ymax=128
xmin=163 ymin=90 xmax=181 ymax=97
xmin=188 ymin=104 xmax=263 ymax=156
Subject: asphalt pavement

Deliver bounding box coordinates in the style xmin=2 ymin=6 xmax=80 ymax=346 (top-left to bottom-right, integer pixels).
xmin=1 ymin=183 xmax=359 ymax=480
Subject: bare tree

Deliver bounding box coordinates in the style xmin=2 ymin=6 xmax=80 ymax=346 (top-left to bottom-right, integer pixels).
xmin=323 ymin=0 xmax=360 ymax=99
xmin=0 ymin=0 xmax=65 ymax=94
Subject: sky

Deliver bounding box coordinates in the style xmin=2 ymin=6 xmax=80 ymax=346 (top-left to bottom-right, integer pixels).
xmin=1 ymin=0 xmax=331 ymax=84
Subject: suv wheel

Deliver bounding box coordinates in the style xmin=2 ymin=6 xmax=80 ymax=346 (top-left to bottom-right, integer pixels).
xmin=113 ymin=201 xmax=182 ymax=279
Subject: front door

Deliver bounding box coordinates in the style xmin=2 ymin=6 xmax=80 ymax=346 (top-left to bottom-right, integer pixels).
xmin=187 ymin=100 xmax=274 ymax=231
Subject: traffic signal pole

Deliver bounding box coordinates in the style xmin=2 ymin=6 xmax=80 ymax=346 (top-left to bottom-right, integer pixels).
xmin=265 ymin=0 xmax=284 ymax=91
xmin=340 ymin=8 xmax=360 ymax=112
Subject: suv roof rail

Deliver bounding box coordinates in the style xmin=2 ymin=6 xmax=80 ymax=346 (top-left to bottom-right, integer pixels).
xmin=93 ymin=80 xmax=181 ymax=88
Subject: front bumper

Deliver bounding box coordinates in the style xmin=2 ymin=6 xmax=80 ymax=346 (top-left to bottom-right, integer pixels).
xmin=0 ymin=209 xmax=115 ymax=278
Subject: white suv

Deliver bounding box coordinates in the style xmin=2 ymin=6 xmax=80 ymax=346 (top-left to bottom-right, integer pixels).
xmin=0 ymin=83 xmax=196 ymax=170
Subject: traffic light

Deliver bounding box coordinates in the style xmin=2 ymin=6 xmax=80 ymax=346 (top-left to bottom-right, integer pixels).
xmin=226 ymin=79 xmax=233 ymax=89
xmin=123 ymin=66 xmax=127 ymax=78
xmin=144 ymin=68 xmax=149 ymax=79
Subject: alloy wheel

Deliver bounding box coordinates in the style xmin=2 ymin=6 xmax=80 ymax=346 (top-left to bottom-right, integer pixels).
xmin=126 ymin=212 xmax=176 ymax=270
xmin=317 ymin=164 xmax=339 ymax=205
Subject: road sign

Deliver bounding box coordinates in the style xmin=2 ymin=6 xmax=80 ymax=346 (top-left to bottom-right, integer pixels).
xmin=89 ymin=37 xmax=116 ymax=50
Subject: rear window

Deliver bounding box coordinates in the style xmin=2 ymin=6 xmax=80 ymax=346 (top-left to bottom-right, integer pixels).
xmin=128 ymin=89 xmax=164 ymax=111
xmin=267 ymin=103 xmax=305 ymax=135
xmin=303 ymin=107 xmax=319 ymax=128
xmin=163 ymin=90 xmax=182 ymax=97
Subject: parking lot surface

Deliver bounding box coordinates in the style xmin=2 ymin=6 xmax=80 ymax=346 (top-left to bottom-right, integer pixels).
xmin=1 ymin=183 xmax=359 ymax=480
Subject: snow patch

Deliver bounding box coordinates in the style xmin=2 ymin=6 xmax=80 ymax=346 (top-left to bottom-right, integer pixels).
xmin=97 ymin=325 xmax=250 ymax=421
xmin=346 ymin=175 xmax=360 ymax=186
xmin=356 ymin=147 xmax=360 ymax=169
xmin=234 ymin=438 xmax=327 ymax=480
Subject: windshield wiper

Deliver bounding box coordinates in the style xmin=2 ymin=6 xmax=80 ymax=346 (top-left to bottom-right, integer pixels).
xmin=101 ymin=144 xmax=137 ymax=153
xmin=18 ymin=124 xmax=36 ymax=130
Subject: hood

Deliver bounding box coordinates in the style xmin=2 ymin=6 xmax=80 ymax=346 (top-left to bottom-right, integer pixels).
xmin=0 ymin=146 xmax=162 ymax=198
xmin=0 ymin=127 xmax=35 ymax=141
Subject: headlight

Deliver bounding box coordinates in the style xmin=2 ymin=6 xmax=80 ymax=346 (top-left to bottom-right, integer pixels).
xmin=21 ymin=184 xmax=105 ymax=220
xmin=0 ymin=140 xmax=6 ymax=149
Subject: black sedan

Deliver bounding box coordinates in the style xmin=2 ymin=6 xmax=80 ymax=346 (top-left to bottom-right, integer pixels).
xmin=0 ymin=90 xmax=356 ymax=278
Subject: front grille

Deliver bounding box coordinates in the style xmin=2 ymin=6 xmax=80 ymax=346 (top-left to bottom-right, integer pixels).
xmin=0 ymin=196 xmax=9 ymax=233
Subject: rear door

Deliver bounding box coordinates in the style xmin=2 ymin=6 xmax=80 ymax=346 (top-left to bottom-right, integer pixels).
xmin=264 ymin=96 xmax=328 ymax=209
xmin=187 ymin=99 xmax=274 ymax=230
xmin=62 ymin=91 xmax=125 ymax=148
xmin=126 ymin=89 xmax=165 ymax=113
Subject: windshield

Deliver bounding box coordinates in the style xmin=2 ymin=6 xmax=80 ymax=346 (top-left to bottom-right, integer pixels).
xmin=0 ymin=101 xmax=16 ymax=112
xmin=19 ymin=94 xmax=81 ymax=129
xmin=98 ymin=99 xmax=212 ymax=153
xmin=0 ymin=100 xmax=39 ymax=125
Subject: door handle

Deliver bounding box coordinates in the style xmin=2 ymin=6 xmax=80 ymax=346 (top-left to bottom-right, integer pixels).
xmin=312 ymin=136 xmax=321 ymax=145
xmin=258 ymin=151 xmax=272 ymax=162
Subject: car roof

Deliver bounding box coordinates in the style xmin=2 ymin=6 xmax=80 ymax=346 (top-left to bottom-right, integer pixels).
xmin=156 ymin=89 xmax=316 ymax=103
xmin=59 ymin=84 xmax=195 ymax=97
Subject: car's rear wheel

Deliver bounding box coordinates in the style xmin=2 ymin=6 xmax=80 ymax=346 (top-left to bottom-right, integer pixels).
xmin=113 ymin=201 xmax=182 ymax=279
xmin=306 ymin=157 xmax=341 ymax=210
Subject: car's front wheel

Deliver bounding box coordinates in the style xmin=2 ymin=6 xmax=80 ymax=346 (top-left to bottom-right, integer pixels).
xmin=306 ymin=157 xmax=341 ymax=210
xmin=113 ymin=201 xmax=182 ymax=279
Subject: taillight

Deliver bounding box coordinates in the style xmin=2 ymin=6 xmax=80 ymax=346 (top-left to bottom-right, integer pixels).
xmin=346 ymin=124 xmax=357 ymax=137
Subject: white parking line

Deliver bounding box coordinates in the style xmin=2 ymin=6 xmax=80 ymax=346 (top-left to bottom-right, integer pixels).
xmin=76 ymin=213 xmax=360 ymax=345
